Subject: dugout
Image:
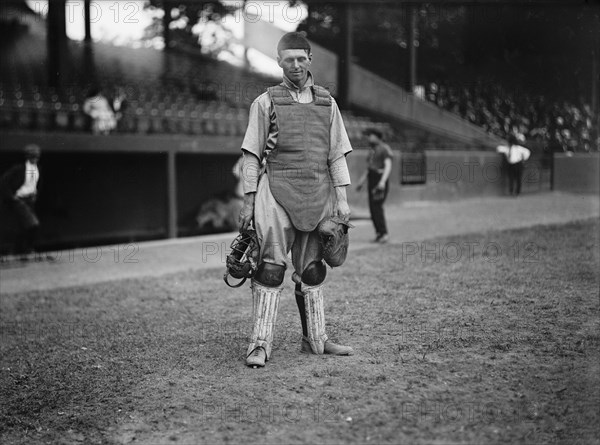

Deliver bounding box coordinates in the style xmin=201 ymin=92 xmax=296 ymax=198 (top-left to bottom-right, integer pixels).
xmin=0 ymin=132 xmax=241 ymax=253
xmin=1 ymin=130 xmax=556 ymax=253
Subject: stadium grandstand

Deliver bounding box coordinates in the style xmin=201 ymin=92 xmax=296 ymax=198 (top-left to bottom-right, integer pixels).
xmin=0 ymin=0 xmax=598 ymax=254
xmin=0 ymin=2 xmax=397 ymax=142
xmin=0 ymin=1 xmax=499 ymax=147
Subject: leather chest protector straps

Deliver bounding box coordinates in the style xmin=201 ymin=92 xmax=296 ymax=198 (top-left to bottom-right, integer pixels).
xmin=266 ymin=85 xmax=332 ymax=232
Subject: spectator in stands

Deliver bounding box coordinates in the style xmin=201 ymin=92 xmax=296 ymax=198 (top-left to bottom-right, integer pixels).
xmin=83 ymin=86 xmax=117 ymax=135
xmin=356 ymin=128 xmax=393 ymax=243
xmin=496 ymin=133 xmax=531 ymax=196
xmin=425 ymin=77 xmax=599 ymax=152
xmin=0 ymin=144 xmax=42 ymax=259
xmin=111 ymin=86 xmax=128 ymax=129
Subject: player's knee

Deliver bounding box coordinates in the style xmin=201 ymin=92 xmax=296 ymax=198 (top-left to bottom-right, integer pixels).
xmin=301 ymin=261 xmax=327 ymax=286
xmin=255 ymin=262 xmax=286 ymax=287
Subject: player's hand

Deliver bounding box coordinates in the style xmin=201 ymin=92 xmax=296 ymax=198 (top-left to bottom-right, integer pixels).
xmin=375 ymin=181 xmax=385 ymax=191
xmin=238 ymin=193 xmax=255 ymax=231
xmin=334 ymin=186 xmax=351 ymax=220
xmin=334 ymin=199 xmax=351 ymax=220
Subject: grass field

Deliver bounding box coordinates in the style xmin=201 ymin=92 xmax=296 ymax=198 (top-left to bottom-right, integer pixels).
xmin=1 ymin=218 xmax=598 ymax=444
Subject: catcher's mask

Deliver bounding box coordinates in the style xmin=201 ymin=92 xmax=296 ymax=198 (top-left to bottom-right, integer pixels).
xmin=224 ymin=229 xmax=260 ymax=288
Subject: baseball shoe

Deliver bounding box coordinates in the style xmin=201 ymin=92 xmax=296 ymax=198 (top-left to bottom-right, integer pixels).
xmin=378 ymin=234 xmax=389 ymax=244
xmin=246 ymin=347 xmax=266 ymax=368
xmin=301 ymin=338 xmax=354 ymax=356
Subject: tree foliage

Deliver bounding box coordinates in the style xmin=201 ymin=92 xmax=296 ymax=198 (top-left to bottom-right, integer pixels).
xmin=146 ymin=0 xmax=240 ymax=53
xmin=297 ymin=1 xmax=598 ymax=97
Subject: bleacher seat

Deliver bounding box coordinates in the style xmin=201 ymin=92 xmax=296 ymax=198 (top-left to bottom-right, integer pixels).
xmin=0 ymin=32 xmax=402 ymax=141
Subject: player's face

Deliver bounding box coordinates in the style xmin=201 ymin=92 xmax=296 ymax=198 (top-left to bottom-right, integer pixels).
xmin=278 ymin=49 xmax=312 ymax=87
xmin=367 ymin=134 xmax=380 ymax=146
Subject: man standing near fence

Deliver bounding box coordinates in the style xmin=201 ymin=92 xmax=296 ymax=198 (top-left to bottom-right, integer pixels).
xmin=356 ymin=128 xmax=393 ymax=243
xmin=238 ymin=31 xmax=354 ymax=368
xmin=497 ymin=133 xmax=531 ymax=196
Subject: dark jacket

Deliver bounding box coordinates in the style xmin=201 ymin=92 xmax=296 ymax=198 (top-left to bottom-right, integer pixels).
xmin=0 ymin=163 xmax=40 ymax=201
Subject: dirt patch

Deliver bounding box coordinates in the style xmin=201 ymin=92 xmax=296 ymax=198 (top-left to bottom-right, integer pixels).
xmin=1 ymin=219 xmax=598 ymax=444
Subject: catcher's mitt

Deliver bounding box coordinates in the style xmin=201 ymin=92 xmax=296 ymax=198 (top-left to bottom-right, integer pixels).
xmin=224 ymin=229 xmax=260 ymax=288
xmin=318 ymin=216 xmax=354 ymax=268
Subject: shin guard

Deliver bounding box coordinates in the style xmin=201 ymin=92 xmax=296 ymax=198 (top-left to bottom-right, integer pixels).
xmin=247 ymin=280 xmax=282 ymax=360
xmin=301 ymin=283 xmax=328 ymax=354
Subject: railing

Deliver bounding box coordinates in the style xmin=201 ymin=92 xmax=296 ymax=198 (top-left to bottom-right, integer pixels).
xmin=400 ymin=153 xmax=427 ymax=184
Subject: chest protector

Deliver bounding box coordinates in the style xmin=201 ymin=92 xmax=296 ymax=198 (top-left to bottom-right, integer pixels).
xmin=266 ymin=84 xmax=332 ymax=232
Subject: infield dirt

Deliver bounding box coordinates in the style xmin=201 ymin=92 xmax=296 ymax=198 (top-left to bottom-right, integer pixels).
xmin=1 ymin=216 xmax=598 ymax=444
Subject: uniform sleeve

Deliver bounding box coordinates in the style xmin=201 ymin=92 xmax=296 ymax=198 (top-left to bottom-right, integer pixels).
xmin=240 ymin=151 xmax=261 ymax=194
xmin=329 ymin=156 xmax=351 ymax=187
xmin=383 ymin=144 xmax=394 ymax=160
xmin=328 ymin=98 xmax=353 ymax=164
xmin=241 ymin=93 xmax=271 ymax=161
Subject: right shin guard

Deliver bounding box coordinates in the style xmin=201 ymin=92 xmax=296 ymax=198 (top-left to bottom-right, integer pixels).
xmin=302 ymin=283 xmax=328 ymax=354
xmin=247 ymin=280 xmax=282 ymax=360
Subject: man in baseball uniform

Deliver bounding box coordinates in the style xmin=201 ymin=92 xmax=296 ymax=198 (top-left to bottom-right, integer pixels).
xmin=356 ymin=128 xmax=393 ymax=243
xmin=238 ymin=32 xmax=354 ymax=368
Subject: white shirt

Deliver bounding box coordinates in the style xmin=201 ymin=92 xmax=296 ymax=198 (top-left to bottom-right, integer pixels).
xmin=83 ymin=94 xmax=114 ymax=119
xmin=16 ymin=161 xmax=39 ymax=198
xmin=496 ymin=144 xmax=531 ymax=164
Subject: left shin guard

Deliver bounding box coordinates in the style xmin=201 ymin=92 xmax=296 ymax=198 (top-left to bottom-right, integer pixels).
xmin=295 ymin=283 xmax=308 ymax=337
xmin=301 ymin=282 xmax=328 ymax=354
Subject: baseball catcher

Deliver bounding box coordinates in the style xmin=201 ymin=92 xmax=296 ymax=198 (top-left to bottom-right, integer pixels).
xmin=237 ymin=32 xmax=355 ymax=368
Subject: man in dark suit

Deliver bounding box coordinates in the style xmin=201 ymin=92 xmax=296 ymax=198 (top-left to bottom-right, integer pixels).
xmin=0 ymin=144 xmax=42 ymax=257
